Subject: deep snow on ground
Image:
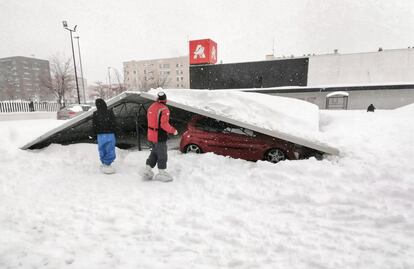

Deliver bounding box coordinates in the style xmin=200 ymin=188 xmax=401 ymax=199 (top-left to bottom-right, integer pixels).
xmin=0 ymin=107 xmax=414 ymax=269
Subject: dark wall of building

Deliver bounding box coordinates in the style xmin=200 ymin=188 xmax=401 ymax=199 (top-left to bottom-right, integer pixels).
xmin=190 ymin=58 xmax=309 ymax=89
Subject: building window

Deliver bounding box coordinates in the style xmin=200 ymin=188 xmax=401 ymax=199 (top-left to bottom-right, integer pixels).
xmin=176 ymin=77 xmax=179 ymax=82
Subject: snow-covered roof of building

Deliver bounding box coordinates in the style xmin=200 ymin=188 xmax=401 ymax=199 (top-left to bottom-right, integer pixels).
xmin=241 ymin=82 xmax=414 ymax=94
xmin=326 ymin=91 xmax=349 ymax=98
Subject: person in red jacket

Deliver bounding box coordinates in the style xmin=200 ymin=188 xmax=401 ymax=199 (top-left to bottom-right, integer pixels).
xmin=142 ymin=91 xmax=178 ymax=182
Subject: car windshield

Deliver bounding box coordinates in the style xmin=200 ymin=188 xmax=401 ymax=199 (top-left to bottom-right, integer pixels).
xmin=195 ymin=117 xmax=255 ymax=136
xmin=195 ymin=117 xmax=226 ymax=132
xmin=223 ymin=126 xmax=255 ymax=136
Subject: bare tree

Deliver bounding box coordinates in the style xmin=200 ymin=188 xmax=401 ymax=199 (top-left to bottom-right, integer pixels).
xmin=150 ymin=72 xmax=170 ymax=89
xmin=93 ymin=81 xmax=109 ymax=100
xmin=112 ymin=68 xmax=126 ymax=95
xmin=41 ymin=56 xmax=74 ymax=107
xmin=136 ymin=70 xmax=170 ymax=92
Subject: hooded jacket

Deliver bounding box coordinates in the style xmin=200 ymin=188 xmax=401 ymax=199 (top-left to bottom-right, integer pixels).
xmin=147 ymin=101 xmax=176 ymax=143
xmin=92 ymin=98 xmax=117 ymax=135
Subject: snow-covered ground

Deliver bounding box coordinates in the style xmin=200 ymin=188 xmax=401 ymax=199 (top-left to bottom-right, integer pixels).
xmin=0 ymin=106 xmax=413 ymax=269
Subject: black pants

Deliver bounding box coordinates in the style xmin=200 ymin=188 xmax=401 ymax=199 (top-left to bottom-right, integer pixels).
xmin=146 ymin=141 xmax=168 ymax=169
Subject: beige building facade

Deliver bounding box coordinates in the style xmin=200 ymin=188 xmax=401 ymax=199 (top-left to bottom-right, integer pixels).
xmin=124 ymin=56 xmax=189 ymax=91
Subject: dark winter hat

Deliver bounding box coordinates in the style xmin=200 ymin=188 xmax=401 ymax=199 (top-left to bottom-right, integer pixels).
xmin=95 ymin=98 xmax=107 ymax=111
xmin=157 ymin=91 xmax=167 ymax=103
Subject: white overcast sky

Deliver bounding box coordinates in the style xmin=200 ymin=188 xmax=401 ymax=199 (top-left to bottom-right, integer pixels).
xmin=1 ymin=0 xmax=414 ymax=83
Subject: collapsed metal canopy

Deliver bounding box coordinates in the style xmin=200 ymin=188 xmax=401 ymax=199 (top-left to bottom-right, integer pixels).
xmin=21 ymin=91 xmax=339 ymax=155
xmin=21 ymin=92 xmax=152 ymax=150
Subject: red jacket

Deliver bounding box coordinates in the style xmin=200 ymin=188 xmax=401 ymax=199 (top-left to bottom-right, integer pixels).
xmin=147 ymin=102 xmax=176 ymax=143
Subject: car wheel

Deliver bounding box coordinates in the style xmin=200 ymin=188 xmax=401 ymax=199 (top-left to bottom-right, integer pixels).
xmin=185 ymin=144 xmax=202 ymax=154
xmin=265 ymin=148 xmax=286 ymax=163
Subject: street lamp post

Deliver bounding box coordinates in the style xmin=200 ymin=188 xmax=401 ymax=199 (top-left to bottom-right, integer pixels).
xmin=74 ymin=36 xmax=86 ymax=103
xmin=108 ymin=67 xmax=112 ymax=96
xmin=62 ymin=20 xmax=81 ymax=104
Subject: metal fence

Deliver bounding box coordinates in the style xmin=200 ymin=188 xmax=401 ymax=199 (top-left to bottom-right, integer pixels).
xmin=0 ymin=100 xmax=61 ymax=113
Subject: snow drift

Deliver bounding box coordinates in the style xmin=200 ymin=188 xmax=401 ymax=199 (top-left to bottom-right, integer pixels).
xmin=0 ymin=105 xmax=413 ymax=269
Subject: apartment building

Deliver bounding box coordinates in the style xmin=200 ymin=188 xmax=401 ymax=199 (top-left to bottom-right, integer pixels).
xmin=123 ymin=56 xmax=189 ymax=90
xmin=0 ymin=56 xmax=51 ymax=100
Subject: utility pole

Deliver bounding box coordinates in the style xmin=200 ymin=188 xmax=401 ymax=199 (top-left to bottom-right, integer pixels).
xmin=74 ymin=36 xmax=86 ymax=103
xmin=107 ymin=67 xmax=112 ymax=97
xmin=62 ymin=21 xmax=81 ymax=104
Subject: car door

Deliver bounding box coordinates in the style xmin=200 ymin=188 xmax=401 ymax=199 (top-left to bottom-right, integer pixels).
xmin=193 ymin=117 xmax=229 ymax=156
xmin=219 ymin=124 xmax=258 ymax=160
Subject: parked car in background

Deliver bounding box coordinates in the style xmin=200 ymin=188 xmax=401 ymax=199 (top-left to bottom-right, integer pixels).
xmin=57 ymin=104 xmax=93 ymax=120
xmin=180 ymin=115 xmax=316 ymax=163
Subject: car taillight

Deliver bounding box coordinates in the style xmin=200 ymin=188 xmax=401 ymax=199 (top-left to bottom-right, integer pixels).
xmin=68 ymin=111 xmax=76 ymax=115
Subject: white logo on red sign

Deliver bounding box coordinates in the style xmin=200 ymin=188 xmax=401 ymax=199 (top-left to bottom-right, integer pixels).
xmin=211 ymin=46 xmax=216 ymax=61
xmin=193 ymin=44 xmax=206 ymax=59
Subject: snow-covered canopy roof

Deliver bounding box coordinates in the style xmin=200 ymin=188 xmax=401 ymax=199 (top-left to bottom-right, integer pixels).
xmin=22 ymin=89 xmax=339 ymax=155
xmin=144 ymin=89 xmax=338 ymax=154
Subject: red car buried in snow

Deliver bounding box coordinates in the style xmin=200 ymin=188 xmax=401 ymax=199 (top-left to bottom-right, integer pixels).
xmin=180 ymin=115 xmax=311 ymax=163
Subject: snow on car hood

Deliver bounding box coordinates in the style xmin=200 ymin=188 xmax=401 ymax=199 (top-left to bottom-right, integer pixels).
xmin=69 ymin=105 xmax=84 ymax=112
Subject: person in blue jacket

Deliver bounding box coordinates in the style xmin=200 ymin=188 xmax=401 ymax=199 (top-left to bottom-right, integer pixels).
xmin=92 ymin=98 xmax=117 ymax=174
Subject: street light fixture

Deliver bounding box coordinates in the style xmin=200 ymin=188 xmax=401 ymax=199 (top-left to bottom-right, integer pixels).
xmin=62 ymin=20 xmax=81 ymax=104
xmin=74 ymin=36 xmax=86 ymax=103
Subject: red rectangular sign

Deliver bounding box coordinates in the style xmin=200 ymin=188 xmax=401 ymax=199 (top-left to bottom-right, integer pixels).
xmin=189 ymin=39 xmax=217 ymax=65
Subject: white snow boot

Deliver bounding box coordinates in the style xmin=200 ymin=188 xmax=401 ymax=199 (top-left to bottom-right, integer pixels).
xmin=153 ymin=169 xmax=173 ymax=182
xmin=141 ymin=165 xmax=154 ymax=180
xmin=100 ymin=164 xmax=115 ymax=174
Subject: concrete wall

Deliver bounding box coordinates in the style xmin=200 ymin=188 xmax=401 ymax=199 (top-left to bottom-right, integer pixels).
xmin=308 ymin=49 xmax=414 ymax=85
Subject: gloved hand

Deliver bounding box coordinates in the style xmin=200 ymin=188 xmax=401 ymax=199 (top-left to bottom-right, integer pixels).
xmin=173 ymin=130 xmax=178 ymax=136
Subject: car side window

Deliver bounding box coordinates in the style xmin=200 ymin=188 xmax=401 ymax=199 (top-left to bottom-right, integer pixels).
xmin=195 ymin=117 xmax=225 ymax=132
xmin=224 ymin=125 xmax=255 ymax=136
